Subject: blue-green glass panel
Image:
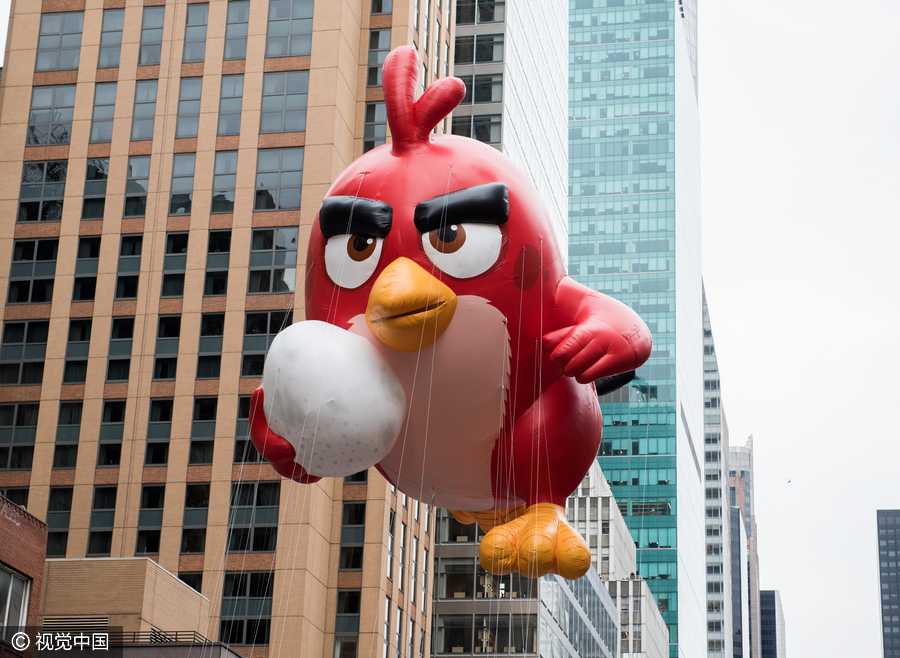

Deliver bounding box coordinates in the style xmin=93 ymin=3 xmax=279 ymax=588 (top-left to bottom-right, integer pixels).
xmin=254 ymin=507 xmax=278 ymax=525
xmin=155 ymin=337 xmax=179 ymax=355
xmin=0 ymin=345 xmax=23 ymax=360
xmin=117 ymin=257 xmax=141 ymax=273
xmin=138 ymin=509 xmax=163 ymax=527
xmin=147 ymin=423 xmax=171 ymax=439
xmin=221 ymin=600 xmax=246 ymax=617
xmin=183 ymin=508 xmax=208 ymax=526
xmin=23 ymin=344 xmax=46 ymax=359
xmin=108 ymin=340 xmax=132 ymax=357
xmin=9 ymin=264 xmax=34 ymax=278
xmin=56 ymin=425 xmax=80 ymax=443
xmin=249 ymin=252 xmax=273 ymax=268
xmin=340 ymin=526 xmax=364 ymax=544
xmin=242 ymin=336 xmax=268 ymax=352
xmin=231 ymin=508 xmax=253 ymax=525
xmin=13 ymin=428 xmax=36 ymax=443
xmin=65 ymin=343 xmax=89 ymax=358
xmin=75 ymin=259 xmax=99 ymax=275
xmin=206 ymin=253 xmax=230 ymax=269
xmin=99 ymin=424 xmax=124 ymax=442
xmin=33 ymin=262 xmax=57 ymax=277
xmin=247 ymin=599 xmax=272 ymax=617
xmin=90 ymin=510 xmax=115 ymax=528
xmin=47 ymin=511 xmax=70 ymax=529
xmin=164 ymin=254 xmax=187 ymax=271
xmin=190 ymin=420 xmax=215 ymax=438
xmin=198 ymin=336 xmax=222 ymax=353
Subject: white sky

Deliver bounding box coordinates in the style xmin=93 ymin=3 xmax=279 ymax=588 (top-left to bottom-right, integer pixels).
xmin=2 ymin=0 xmax=900 ymax=655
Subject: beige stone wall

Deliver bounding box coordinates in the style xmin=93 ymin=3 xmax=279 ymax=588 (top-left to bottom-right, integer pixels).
xmin=0 ymin=0 xmax=444 ymax=655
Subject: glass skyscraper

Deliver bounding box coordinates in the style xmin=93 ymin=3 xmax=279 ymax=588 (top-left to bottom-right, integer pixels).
xmin=879 ymin=509 xmax=900 ymax=658
xmin=568 ymin=1 xmax=705 ymax=656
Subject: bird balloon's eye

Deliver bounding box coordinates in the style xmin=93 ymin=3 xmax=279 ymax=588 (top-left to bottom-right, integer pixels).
xmin=324 ymin=234 xmax=384 ymax=289
xmin=422 ymin=223 xmax=502 ymax=279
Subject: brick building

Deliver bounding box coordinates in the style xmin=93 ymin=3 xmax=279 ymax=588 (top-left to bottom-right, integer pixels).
xmin=0 ymin=0 xmax=455 ymax=656
xmin=0 ymin=492 xmax=49 ymax=655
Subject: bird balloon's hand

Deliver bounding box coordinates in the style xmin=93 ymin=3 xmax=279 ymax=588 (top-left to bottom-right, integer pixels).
xmin=248 ymin=387 xmax=321 ymax=484
xmin=542 ymin=321 xmax=641 ymax=385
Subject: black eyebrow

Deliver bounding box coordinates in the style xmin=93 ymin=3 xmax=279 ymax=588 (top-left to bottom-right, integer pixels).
xmin=413 ymin=182 xmax=509 ymax=233
xmin=319 ymin=196 xmax=393 ymax=239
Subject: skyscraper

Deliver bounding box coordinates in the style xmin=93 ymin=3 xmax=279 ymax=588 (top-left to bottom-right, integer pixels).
xmin=703 ymin=286 xmax=732 ymax=657
xmin=568 ymin=1 xmax=704 ymax=656
xmin=0 ymin=1 xmax=455 ymax=656
xmin=730 ymin=437 xmax=761 ymax=658
xmin=758 ymin=590 xmax=785 ymax=658
xmin=878 ymin=509 xmax=900 ymax=658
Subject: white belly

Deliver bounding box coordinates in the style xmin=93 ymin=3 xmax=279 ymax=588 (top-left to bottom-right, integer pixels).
xmin=349 ymin=295 xmax=510 ymax=510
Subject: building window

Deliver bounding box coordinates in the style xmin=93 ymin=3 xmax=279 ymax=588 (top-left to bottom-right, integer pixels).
xmin=410 ymin=537 xmax=418 ymax=605
xmin=456 ymin=0 xmax=504 ymax=24
xmin=383 ymin=599 xmax=390 ymax=658
xmin=205 ymin=231 xmax=230 ymax=296
xmin=82 ymin=158 xmax=109 ymax=220
xmin=254 ymin=148 xmax=303 ymax=210
xmin=220 ymin=572 xmax=273 ymax=645
xmin=364 ymin=102 xmax=386 ymax=152
xmin=265 ymin=0 xmax=313 ymax=58
xmin=183 ymin=4 xmax=209 ymax=63
xmin=107 ymin=316 xmax=133 ymax=383
xmin=261 ymin=71 xmax=308 ymax=133
xmin=234 ymin=396 xmax=262 ymax=463
xmin=170 ymin=154 xmax=195 ymax=215
xmin=460 ymin=74 xmax=502 ymax=103
xmin=87 ymin=485 xmax=116 ymax=555
xmin=140 ymin=7 xmax=165 ymax=66
xmin=228 ymin=481 xmax=279 ymax=552
xmin=0 ymin=564 xmax=30 ymax=633
xmin=182 ymin=483 xmax=210 ymax=554
xmin=0 ymin=403 xmax=38 ymax=471
xmin=19 ymin=160 xmax=67 ymax=222
xmin=97 ymin=399 xmax=125 ymax=466
xmin=124 ymin=156 xmax=151 ymax=216
xmin=72 ymin=274 xmax=96 ymax=302
xmin=189 ymin=397 xmax=216 ymax=464
xmin=28 ymin=85 xmax=76 ymax=146
xmin=218 ymin=75 xmax=244 ymax=135
xmin=421 ymin=548 xmax=428 ymax=612
xmin=372 ymin=0 xmax=392 ymax=14
xmin=339 ymin=502 xmax=365 ymax=570
xmin=224 ymin=1 xmax=250 ymax=60
xmin=398 ymin=522 xmax=406 ymax=590
xmin=131 ymin=80 xmax=158 ymax=141
xmin=241 ymin=310 xmax=292 ymax=376
xmin=63 ymin=318 xmax=91 ymax=384
xmin=454 ymin=34 xmax=503 ymax=64
xmin=176 ymin=78 xmax=202 ymax=138
xmin=146 ymin=398 xmax=173 ymax=465
xmin=180 ymin=573 xmax=202 ymax=592
xmin=153 ymin=315 xmax=180 ymax=383
xmin=136 ymin=485 xmax=165 ymax=554
xmin=36 ymin=11 xmax=84 ymax=71
xmin=367 ymin=30 xmax=391 ymax=87
xmin=89 ymin=83 xmax=117 ymax=143
xmin=197 ymin=312 xmax=224 ymax=379
xmin=212 ymin=152 xmax=238 ymax=213
xmin=54 ymin=401 xmax=82 ymax=468
xmin=46 ymin=486 xmax=73 ymax=557
xmin=162 ymin=232 xmax=188 ymax=297
xmin=98 ymin=9 xmax=124 ymax=68
xmin=451 ymin=115 xmax=501 ymax=144
xmin=387 ymin=509 xmax=395 ymax=581
xmin=335 ymin=589 xmax=361 ymax=658
xmin=0 ymin=488 xmax=28 ymax=507
xmin=7 ymin=239 xmax=57 ymax=305
xmin=248 ymin=228 xmax=298 ymax=294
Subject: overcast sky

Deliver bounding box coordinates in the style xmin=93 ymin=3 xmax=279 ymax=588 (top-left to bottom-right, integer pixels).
xmin=2 ymin=1 xmax=899 ymax=656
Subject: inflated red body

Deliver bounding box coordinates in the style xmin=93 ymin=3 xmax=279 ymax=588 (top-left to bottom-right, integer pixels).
xmin=251 ymin=46 xmax=652 ymax=515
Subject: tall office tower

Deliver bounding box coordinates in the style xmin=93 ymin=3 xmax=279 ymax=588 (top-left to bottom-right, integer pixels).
xmin=568 ymin=0 xmax=704 ymax=655
xmin=702 ymin=286 xmax=732 ymax=657
xmin=878 ymin=510 xmax=900 ymax=658
xmin=568 ymin=463 xmax=670 ymax=658
xmin=758 ymin=590 xmax=784 ymax=658
xmin=729 ymin=507 xmax=748 ymax=658
xmin=729 ymin=438 xmax=760 ymax=658
xmin=450 ymin=0 xmax=568 ymax=248
xmin=0 ymin=1 xmax=454 ymax=657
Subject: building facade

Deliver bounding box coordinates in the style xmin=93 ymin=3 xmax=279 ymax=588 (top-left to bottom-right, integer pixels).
xmin=702 ymin=286 xmax=732 ymax=657
xmin=568 ymin=1 xmax=705 ymax=655
xmin=729 ymin=437 xmax=760 ymax=658
xmin=728 ymin=507 xmax=748 ymax=658
xmin=0 ymin=491 xmax=48 ymax=652
xmin=0 ymin=0 xmax=457 ymax=657
xmin=450 ymin=0 xmax=568 ymax=249
xmin=758 ymin=590 xmax=784 ymax=658
xmin=878 ymin=509 xmax=900 ymax=658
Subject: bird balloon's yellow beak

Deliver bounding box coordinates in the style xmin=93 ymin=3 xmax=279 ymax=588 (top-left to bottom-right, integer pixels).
xmin=366 ymin=257 xmax=458 ymax=352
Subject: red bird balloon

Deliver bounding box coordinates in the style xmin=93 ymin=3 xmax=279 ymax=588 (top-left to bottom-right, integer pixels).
xmin=249 ymin=46 xmax=652 ymax=580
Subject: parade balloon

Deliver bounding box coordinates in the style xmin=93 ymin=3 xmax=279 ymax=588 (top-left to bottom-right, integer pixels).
xmin=250 ymin=46 xmax=652 ymax=580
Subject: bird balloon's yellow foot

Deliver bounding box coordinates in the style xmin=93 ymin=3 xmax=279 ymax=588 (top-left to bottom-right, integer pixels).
xmin=478 ymin=504 xmax=591 ymax=579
